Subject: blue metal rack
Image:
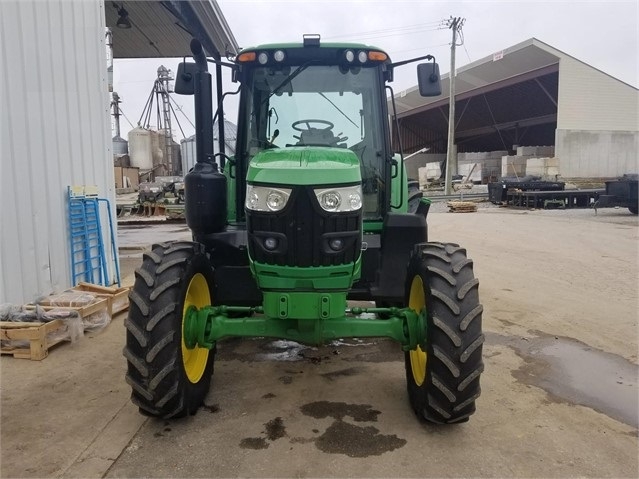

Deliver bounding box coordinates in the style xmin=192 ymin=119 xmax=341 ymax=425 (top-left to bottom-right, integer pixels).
xmin=67 ymin=186 xmax=120 ymax=287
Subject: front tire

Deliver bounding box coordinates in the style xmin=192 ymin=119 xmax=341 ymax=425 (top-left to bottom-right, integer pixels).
xmin=404 ymin=242 xmax=484 ymax=424
xmin=124 ymin=241 xmax=215 ymax=418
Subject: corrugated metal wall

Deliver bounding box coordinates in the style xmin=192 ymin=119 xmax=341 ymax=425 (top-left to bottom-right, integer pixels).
xmin=556 ymin=56 xmax=639 ymax=177
xmin=0 ymin=0 xmax=115 ymax=304
xmin=557 ymin=56 xmax=638 ymax=131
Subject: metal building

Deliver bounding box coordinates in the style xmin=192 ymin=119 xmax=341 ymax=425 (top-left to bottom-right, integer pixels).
xmin=393 ymin=38 xmax=638 ymax=179
xmin=0 ymin=0 xmax=238 ymax=304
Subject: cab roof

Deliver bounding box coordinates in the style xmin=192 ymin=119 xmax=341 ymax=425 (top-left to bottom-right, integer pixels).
xmin=238 ymin=42 xmax=390 ymax=58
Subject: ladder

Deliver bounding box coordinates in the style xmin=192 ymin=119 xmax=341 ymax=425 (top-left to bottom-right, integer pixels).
xmin=67 ymin=186 xmax=120 ymax=287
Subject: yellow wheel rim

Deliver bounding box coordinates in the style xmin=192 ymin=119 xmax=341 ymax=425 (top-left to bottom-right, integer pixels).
xmin=181 ymin=273 xmax=211 ymax=383
xmin=408 ymin=275 xmax=427 ymax=386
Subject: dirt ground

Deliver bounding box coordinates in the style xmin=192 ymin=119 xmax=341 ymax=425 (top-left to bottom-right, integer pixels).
xmin=1 ymin=206 xmax=637 ymax=478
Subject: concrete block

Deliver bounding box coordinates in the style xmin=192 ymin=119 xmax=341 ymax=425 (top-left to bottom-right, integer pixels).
xmin=516 ymin=145 xmax=555 ymax=156
xmin=418 ymin=163 xmax=442 ymax=188
xmin=502 ymin=155 xmax=528 ymax=177
xmin=483 ymin=159 xmax=501 ymax=168
xmin=458 ymin=163 xmax=482 ymax=182
xmin=526 ymin=157 xmax=561 ymax=179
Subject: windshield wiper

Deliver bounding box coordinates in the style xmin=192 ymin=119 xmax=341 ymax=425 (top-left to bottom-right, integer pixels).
xmin=253 ymin=61 xmax=317 ymax=115
xmin=270 ymin=60 xmax=315 ymax=98
xmin=318 ymin=92 xmax=359 ymax=129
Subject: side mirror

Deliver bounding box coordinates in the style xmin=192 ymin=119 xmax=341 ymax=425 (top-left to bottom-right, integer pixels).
xmin=417 ymin=62 xmax=441 ymax=97
xmin=175 ymin=62 xmax=198 ymax=95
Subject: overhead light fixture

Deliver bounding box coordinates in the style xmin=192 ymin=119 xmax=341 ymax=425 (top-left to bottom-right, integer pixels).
xmin=113 ymin=2 xmax=131 ymax=29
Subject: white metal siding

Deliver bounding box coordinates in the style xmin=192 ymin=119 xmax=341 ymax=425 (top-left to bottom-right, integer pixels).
xmin=0 ymin=0 xmax=115 ymax=304
xmin=557 ymin=56 xmax=639 ymax=131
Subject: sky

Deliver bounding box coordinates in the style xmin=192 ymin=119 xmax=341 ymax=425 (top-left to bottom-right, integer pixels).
xmin=112 ymin=0 xmax=638 ymax=142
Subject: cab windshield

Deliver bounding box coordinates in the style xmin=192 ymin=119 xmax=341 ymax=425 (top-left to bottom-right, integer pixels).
xmin=239 ymin=64 xmax=386 ymax=218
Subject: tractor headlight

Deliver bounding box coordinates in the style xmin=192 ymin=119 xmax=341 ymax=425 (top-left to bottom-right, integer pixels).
xmin=344 ymin=50 xmax=355 ymax=63
xmin=315 ymin=185 xmax=362 ymax=212
xmin=245 ymin=185 xmax=292 ymax=212
xmin=266 ymin=191 xmax=287 ymax=211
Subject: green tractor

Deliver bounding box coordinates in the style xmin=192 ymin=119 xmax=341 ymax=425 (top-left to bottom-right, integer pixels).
xmin=124 ymin=35 xmax=484 ymax=424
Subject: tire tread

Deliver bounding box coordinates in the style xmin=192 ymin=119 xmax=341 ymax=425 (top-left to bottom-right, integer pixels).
xmin=404 ymin=242 xmax=484 ymax=424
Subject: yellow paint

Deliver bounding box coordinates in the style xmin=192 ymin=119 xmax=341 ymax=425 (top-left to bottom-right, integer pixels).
xmin=181 ymin=273 xmax=211 ymax=383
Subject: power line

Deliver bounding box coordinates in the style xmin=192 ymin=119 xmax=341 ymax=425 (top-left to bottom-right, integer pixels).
xmin=387 ymin=43 xmax=450 ymax=58
xmin=118 ymin=106 xmax=135 ymax=129
xmin=323 ymin=21 xmax=446 ymax=41
xmin=457 ymin=25 xmax=472 ymax=63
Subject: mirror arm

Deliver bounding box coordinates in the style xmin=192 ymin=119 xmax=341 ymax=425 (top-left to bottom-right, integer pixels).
xmin=389 ymin=54 xmax=435 ymax=69
xmin=206 ymin=57 xmax=238 ymax=70
xmin=190 ymin=39 xmax=208 ymax=72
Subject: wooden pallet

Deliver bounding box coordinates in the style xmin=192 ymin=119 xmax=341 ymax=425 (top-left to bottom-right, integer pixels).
xmin=2 ymin=298 xmax=109 ymax=360
xmin=30 ymin=297 xmax=109 ymax=318
xmin=1 ymin=320 xmax=66 ymax=360
xmin=448 ymin=201 xmax=478 ymax=213
xmin=73 ymin=282 xmax=130 ymax=316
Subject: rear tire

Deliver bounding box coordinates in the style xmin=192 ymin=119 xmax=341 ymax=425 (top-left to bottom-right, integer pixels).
xmin=404 ymin=242 xmax=484 ymax=424
xmin=407 ymin=180 xmax=423 ymax=214
xmin=124 ymin=241 xmax=215 ymax=418
xmin=629 ymin=205 xmax=638 ymax=215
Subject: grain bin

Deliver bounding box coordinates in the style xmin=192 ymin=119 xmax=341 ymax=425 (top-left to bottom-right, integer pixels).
xmin=180 ymin=135 xmax=196 ymax=174
xmin=128 ymin=127 xmax=154 ymax=170
xmin=112 ymin=135 xmax=128 ymax=155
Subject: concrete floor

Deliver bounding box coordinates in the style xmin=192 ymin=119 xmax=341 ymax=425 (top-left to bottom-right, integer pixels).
xmin=1 ymin=207 xmax=637 ymax=478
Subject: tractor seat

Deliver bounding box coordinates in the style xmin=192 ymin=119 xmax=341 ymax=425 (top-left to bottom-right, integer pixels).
xmin=297 ymin=128 xmax=338 ymax=146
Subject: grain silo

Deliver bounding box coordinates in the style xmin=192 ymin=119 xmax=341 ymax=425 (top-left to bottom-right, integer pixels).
xmin=128 ymin=127 xmax=154 ymax=170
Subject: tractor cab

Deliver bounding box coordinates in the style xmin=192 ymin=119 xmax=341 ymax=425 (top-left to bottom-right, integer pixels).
xmin=233 ymin=37 xmax=392 ymax=222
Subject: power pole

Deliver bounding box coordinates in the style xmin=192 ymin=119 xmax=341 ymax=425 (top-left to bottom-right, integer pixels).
xmin=444 ymin=16 xmax=465 ymax=195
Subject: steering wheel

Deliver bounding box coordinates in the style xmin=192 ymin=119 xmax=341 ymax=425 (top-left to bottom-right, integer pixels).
xmin=292 ymin=119 xmax=335 ymax=132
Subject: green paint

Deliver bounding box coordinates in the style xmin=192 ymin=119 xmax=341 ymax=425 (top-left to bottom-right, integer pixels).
xmin=239 ymin=42 xmax=389 ymax=56
xmin=390 ymin=153 xmax=408 ymax=213
xmin=363 ymin=221 xmax=383 ymax=233
xmin=262 ymin=291 xmax=347 ymax=320
xmin=183 ymin=304 xmax=425 ymax=351
xmin=224 ymin=158 xmax=237 ymax=222
xmin=246 ymin=147 xmax=361 ymax=185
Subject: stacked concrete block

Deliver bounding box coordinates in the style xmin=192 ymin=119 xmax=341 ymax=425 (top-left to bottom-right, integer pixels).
xmin=458 ymin=152 xmax=487 ymax=162
xmin=457 ymin=151 xmax=508 ymax=183
xmin=405 ymin=153 xmax=445 ymax=180
xmin=516 ymin=146 xmax=555 ymax=157
xmin=502 ymin=155 xmax=530 ymax=177
xmin=418 ymin=162 xmax=442 ymax=189
xmin=526 ymin=157 xmax=561 ymax=179
xmin=458 ymin=162 xmax=482 ymax=182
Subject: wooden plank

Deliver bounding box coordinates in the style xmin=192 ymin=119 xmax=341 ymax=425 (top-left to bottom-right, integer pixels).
xmin=0 ymin=319 xmax=66 ymax=360
xmin=73 ymin=284 xmax=130 ymax=316
xmin=76 ymin=282 xmax=119 ymax=294
xmin=448 ymin=201 xmax=478 ymax=213
xmin=25 ymin=297 xmax=108 ymax=318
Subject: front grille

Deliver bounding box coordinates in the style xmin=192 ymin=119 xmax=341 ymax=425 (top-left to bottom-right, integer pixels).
xmin=247 ymin=187 xmax=361 ymax=267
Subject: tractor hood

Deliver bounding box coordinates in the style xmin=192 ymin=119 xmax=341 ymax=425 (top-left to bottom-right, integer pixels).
xmin=246 ymin=147 xmax=361 ymax=186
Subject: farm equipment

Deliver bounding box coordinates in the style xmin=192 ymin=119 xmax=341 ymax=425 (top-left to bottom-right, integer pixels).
xmin=124 ymin=35 xmax=484 ymax=423
xmin=594 ymin=174 xmax=638 ymax=214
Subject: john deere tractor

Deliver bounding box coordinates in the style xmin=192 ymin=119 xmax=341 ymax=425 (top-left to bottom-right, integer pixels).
xmin=124 ymin=35 xmax=484 ymax=424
